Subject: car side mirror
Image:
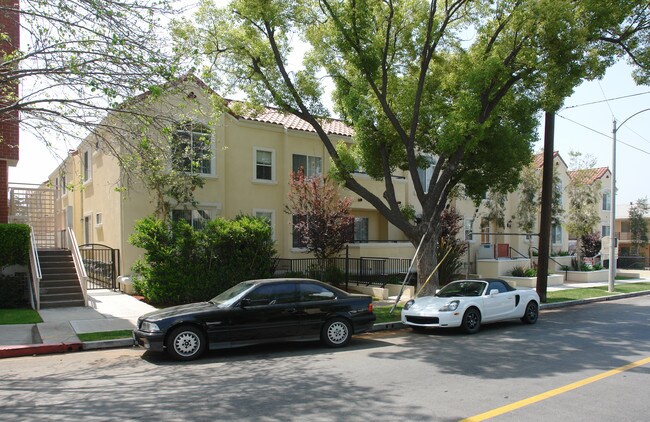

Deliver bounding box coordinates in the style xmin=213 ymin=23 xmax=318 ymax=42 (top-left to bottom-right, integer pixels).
xmin=490 ymin=289 xmax=499 ymax=296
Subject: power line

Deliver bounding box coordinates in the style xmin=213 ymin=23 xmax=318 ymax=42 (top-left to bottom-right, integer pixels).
xmin=555 ymin=113 xmax=650 ymax=156
xmin=561 ymin=90 xmax=650 ymax=110
xmin=597 ymin=81 xmax=615 ymax=116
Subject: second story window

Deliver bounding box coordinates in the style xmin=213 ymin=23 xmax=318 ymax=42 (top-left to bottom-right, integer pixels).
xmin=417 ymin=156 xmax=438 ymax=193
xmin=293 ymin=154 xmax=322 ymax=178
xmin=255 ymin=149 xmax=274 ymax=181
xmin=83 ymin=149 xmax=92 ymax=183
xmin=602 ymin=190 xmax=611 ymax=211
xmin=172 ymin=122 xmax=212 ymax=175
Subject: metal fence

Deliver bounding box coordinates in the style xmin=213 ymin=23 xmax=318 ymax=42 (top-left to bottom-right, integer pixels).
xmin=274 ymin=256 xmax=414 ymax=288
xmin=79 ymin=244 xmax=121 ymax=290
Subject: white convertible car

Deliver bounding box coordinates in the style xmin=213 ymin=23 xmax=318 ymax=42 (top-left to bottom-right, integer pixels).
xmin=401 ymin=278 xmax=540 ymax=333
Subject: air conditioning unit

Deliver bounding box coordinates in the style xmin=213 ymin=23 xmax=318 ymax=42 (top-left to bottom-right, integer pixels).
xmin=477 ymin=243 xmax=494 ymax=259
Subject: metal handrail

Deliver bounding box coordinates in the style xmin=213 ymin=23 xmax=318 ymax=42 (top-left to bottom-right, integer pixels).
xmin=28 ymin=226 xmax=42 ymax=310
xmin=65 ymin=228 xmax=88 ymax=305
xmin=530 ymin=247 xmax=569 ymax=269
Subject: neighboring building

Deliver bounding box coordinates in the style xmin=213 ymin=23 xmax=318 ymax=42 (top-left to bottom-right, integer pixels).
xmin=0 ymin=0 xmax=20 ymax=223
xmin=615 ymin=202 xmax=650 ymax=267
xmin=43 ymin=76 xmax=613 ymax=285
xmin=567 ymin=166 xmax=613 ymax=242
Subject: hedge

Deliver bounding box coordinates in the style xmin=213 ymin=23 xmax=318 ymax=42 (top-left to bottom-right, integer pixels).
xmin=0 ymin=224 xmax=30 ymax=267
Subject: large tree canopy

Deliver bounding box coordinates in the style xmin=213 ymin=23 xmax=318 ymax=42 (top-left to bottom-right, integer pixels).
xmin=173 ymin=0 xmax=649 ymax=293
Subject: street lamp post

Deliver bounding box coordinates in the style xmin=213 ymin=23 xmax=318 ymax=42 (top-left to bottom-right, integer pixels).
xmin=609 ymin=108 xmax=650 ymax=292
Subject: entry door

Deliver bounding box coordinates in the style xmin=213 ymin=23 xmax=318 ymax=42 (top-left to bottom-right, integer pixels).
xmin=83 ymin=215 xmax=92 ymax=243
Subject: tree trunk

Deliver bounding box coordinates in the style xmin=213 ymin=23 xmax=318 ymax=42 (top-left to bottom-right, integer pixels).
xmin=416 ymin=238 xmax=438 ymax=296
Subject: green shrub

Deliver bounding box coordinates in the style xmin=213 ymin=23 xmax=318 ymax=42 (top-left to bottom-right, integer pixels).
xmin=0 ymin=274 xmax=28 ymax=308
xmin=593 ymin=264 xmax=603 ymax=271
xmin=511 ymin=266 xmax=536 ymax=277
xmin=0 ymin=224 xmax=30 ymax=267
xmin=130 ymin=215 xmax=276 ymax=305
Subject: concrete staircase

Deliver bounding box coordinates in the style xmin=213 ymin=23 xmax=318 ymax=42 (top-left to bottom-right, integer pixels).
xmin=38 ymin=249 xmax=85 ymax=308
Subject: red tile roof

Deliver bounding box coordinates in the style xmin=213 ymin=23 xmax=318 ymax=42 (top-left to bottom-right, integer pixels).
xmin=532 ymin=150 xmax=559 ymax=168
xmin=568 ymin=167 xmax=610 ymax=185
xmin=237 ymin=106 xmax=354 ymax=137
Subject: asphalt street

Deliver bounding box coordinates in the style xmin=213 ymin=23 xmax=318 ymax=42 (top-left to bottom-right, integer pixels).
xmin=1 ymin=295 xmax=649 ymax=421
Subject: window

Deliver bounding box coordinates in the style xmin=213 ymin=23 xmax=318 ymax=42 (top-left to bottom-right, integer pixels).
xmin=172 ymin=122 xmax=212 ymax=175
xmin=299 ymin=283 xmax=336 ymax=302
xmin=83 ymin=149 xmax=92 ymax=183
xmin=417 ymin=156 xmax=437 ymax=193
xmin=621 ymin=221 xmax=631 ymax=233
xmin=55 ymin=177 xmax=60 ymax=199
xmin=172 ymin=209 xmax=212 ymax=230
xmin=292 ymin=215 xmax=307 ymax=248
xmin=254 ymin=209 xmax=274 ymax=239
xmin=354 ymin=217 xmax=369 ymax=243
xmin=293 ymin=154 xmax=322 ymax=178
xmin=551 ymin=224 xmax=562 ymax=244
xmin=62 ymin=175 xmax=67 ymax=195
xmin=601 ymin=224 xmax=610 ymax=237
xmin=464 ymin=219 xmax=474 ymax=241
xmin=602 ymin=190 xmax=611 ymax=211
xmin=480 ymin=218 xmax=490 ymax=243
xmin=83 ymin=214 xmax=92 ymax=243
xmin=95 ymin=213 xmax=103 ymax=227
xmin=245 ymin=283 xmax=297 ymax=306
xmin=255 ymin=149 xmax=274 ymax=181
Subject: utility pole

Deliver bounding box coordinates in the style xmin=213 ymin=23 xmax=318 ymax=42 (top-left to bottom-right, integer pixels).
xmin=536 ymin=112 xmax=555 ymax=303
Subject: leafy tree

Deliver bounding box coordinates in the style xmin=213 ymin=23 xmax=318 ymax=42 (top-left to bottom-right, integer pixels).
xmin=629 ymin=197 xmax=649 ymax=256
xmin=286 ymin=168 xmax=354 ymax=260
xmin=565 ymin=152 xmax=601 ymax=266
xmin=483 ymin=190 xmax=507 ymax=230
xmin=173 ymin=0 xmax=649 ymax=294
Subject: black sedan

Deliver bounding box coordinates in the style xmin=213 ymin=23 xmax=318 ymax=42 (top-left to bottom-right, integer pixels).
xmin=133 ymin=278 xmax=376 ymax=360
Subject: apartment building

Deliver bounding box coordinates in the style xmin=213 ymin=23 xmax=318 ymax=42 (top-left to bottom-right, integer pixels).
xmin=45 ymin=75 xmax=612 ymax=283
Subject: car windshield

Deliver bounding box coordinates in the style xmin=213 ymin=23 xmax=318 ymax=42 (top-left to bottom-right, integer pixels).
xmin=209 ymin=282 xmax=256 ymax=308
xmin=435 ymin=281 xmax=485 ymax=297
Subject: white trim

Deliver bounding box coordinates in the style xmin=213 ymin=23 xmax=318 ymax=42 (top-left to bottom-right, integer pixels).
xmin=82 ymin=149 xmax=93 ymax=185
xmin=95 ymin=212 xmax=103 ymax=228
xmin=253 ymin=208 xmax=276 ymax=240
xmin=253 ymin=147 xmax=276 ymax=183
xmin=83 ymin=212 xmax=93 ymax=244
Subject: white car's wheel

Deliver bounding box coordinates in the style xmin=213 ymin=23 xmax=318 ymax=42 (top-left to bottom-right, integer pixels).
xmin=461 ymin=307 xmax=481 ymax=334
xmin=521 ymin=301 xmax=539 ymax=324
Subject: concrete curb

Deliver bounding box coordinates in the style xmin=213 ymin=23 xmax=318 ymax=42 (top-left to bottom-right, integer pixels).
xmin=82 ymin=338 xmax=135 ymax=351
xmin=0 ymin=342 xmax=83 ymax=359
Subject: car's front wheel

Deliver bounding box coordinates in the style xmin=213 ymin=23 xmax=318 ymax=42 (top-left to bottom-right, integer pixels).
xmin=321 ymin=317 xmax=352 ymax=347
xmin=461 ymin=307 xmax=481 ymax=334
xmin=166 ymin=325 xmax=206 ymax=361
xmin=521 ymin=301 xmax=539 ymax=324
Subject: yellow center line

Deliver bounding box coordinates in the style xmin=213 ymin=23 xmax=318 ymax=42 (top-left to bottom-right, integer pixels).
xmin=461 ymin=356 xmax=650 ymax=422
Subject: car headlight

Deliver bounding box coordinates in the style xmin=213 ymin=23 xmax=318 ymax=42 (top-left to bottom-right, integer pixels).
xmin=140 ymin=321 xmax=161 ymax=332
xmin=439 ymin=300 xmax=459 ymax=312
xmin=404 ymin=299 xmax=415 ymax=310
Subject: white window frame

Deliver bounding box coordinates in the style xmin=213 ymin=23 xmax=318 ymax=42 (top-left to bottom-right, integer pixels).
xmin=95 ymin=212 xmax=103 ymax=228
xmin=254 ymin=209 xmax=275 ymax=240
xmin=551 ymin=223 xmax=562 ymax=245
xmin=61 ymin=174 xmax=68 ymax=196
xmin=171 ymin=207 xmax=215 ymax=230
xmin=417 ymin=156 xmax=438 ymax=194
xmin=292 ymin=154 xmax=322 ymax=178
xmin=82 ymin=149 xmax=92 ymax=184
xmin=172 ymin=122 xmax=215 ymax=177
xmin=602 ymin=190 xmax=612 ymax=211
xmin=601 ymin=223 xmax=610 ymax=237
xmin=253 ymin=147 xmax=276 ymax=183
xmin=464 ymin=218 xmax=474 ymax=242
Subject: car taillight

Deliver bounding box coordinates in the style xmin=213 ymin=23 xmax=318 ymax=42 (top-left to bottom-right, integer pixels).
xmin=368 ymin=303 xmax=373 ymax=312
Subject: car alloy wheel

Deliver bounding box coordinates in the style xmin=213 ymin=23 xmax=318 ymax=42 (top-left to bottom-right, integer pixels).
xmin=322 ymin=318 xmax=351 ymax=347
xmin=166 ymin=325 xmax=206 ymax=361
xmin=461 ymin=308 xmax=481 ymax=334
xmin=521 ymin=301 xmax=539 ymax=324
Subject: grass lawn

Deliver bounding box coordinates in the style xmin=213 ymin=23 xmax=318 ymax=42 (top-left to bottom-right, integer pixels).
xmin=0 ymin=308 xmax=43 ymax=325
xmin=374 ymin=305 xmax=403 ymax=324
xmin=76 ymin=330 xmax=133 ymax=342
xmin=546 ymin=282 xmax=650 ymax=303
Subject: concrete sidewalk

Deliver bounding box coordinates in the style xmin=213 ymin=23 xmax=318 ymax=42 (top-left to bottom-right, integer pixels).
xmin=0 ymin=289 xmax=156 ymax=359
xmin=1 ymin=270 xmax=649 ymax=359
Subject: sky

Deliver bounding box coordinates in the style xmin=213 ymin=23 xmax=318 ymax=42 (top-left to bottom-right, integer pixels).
xmin=9 ymin=45 xmax=650 ymax=209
